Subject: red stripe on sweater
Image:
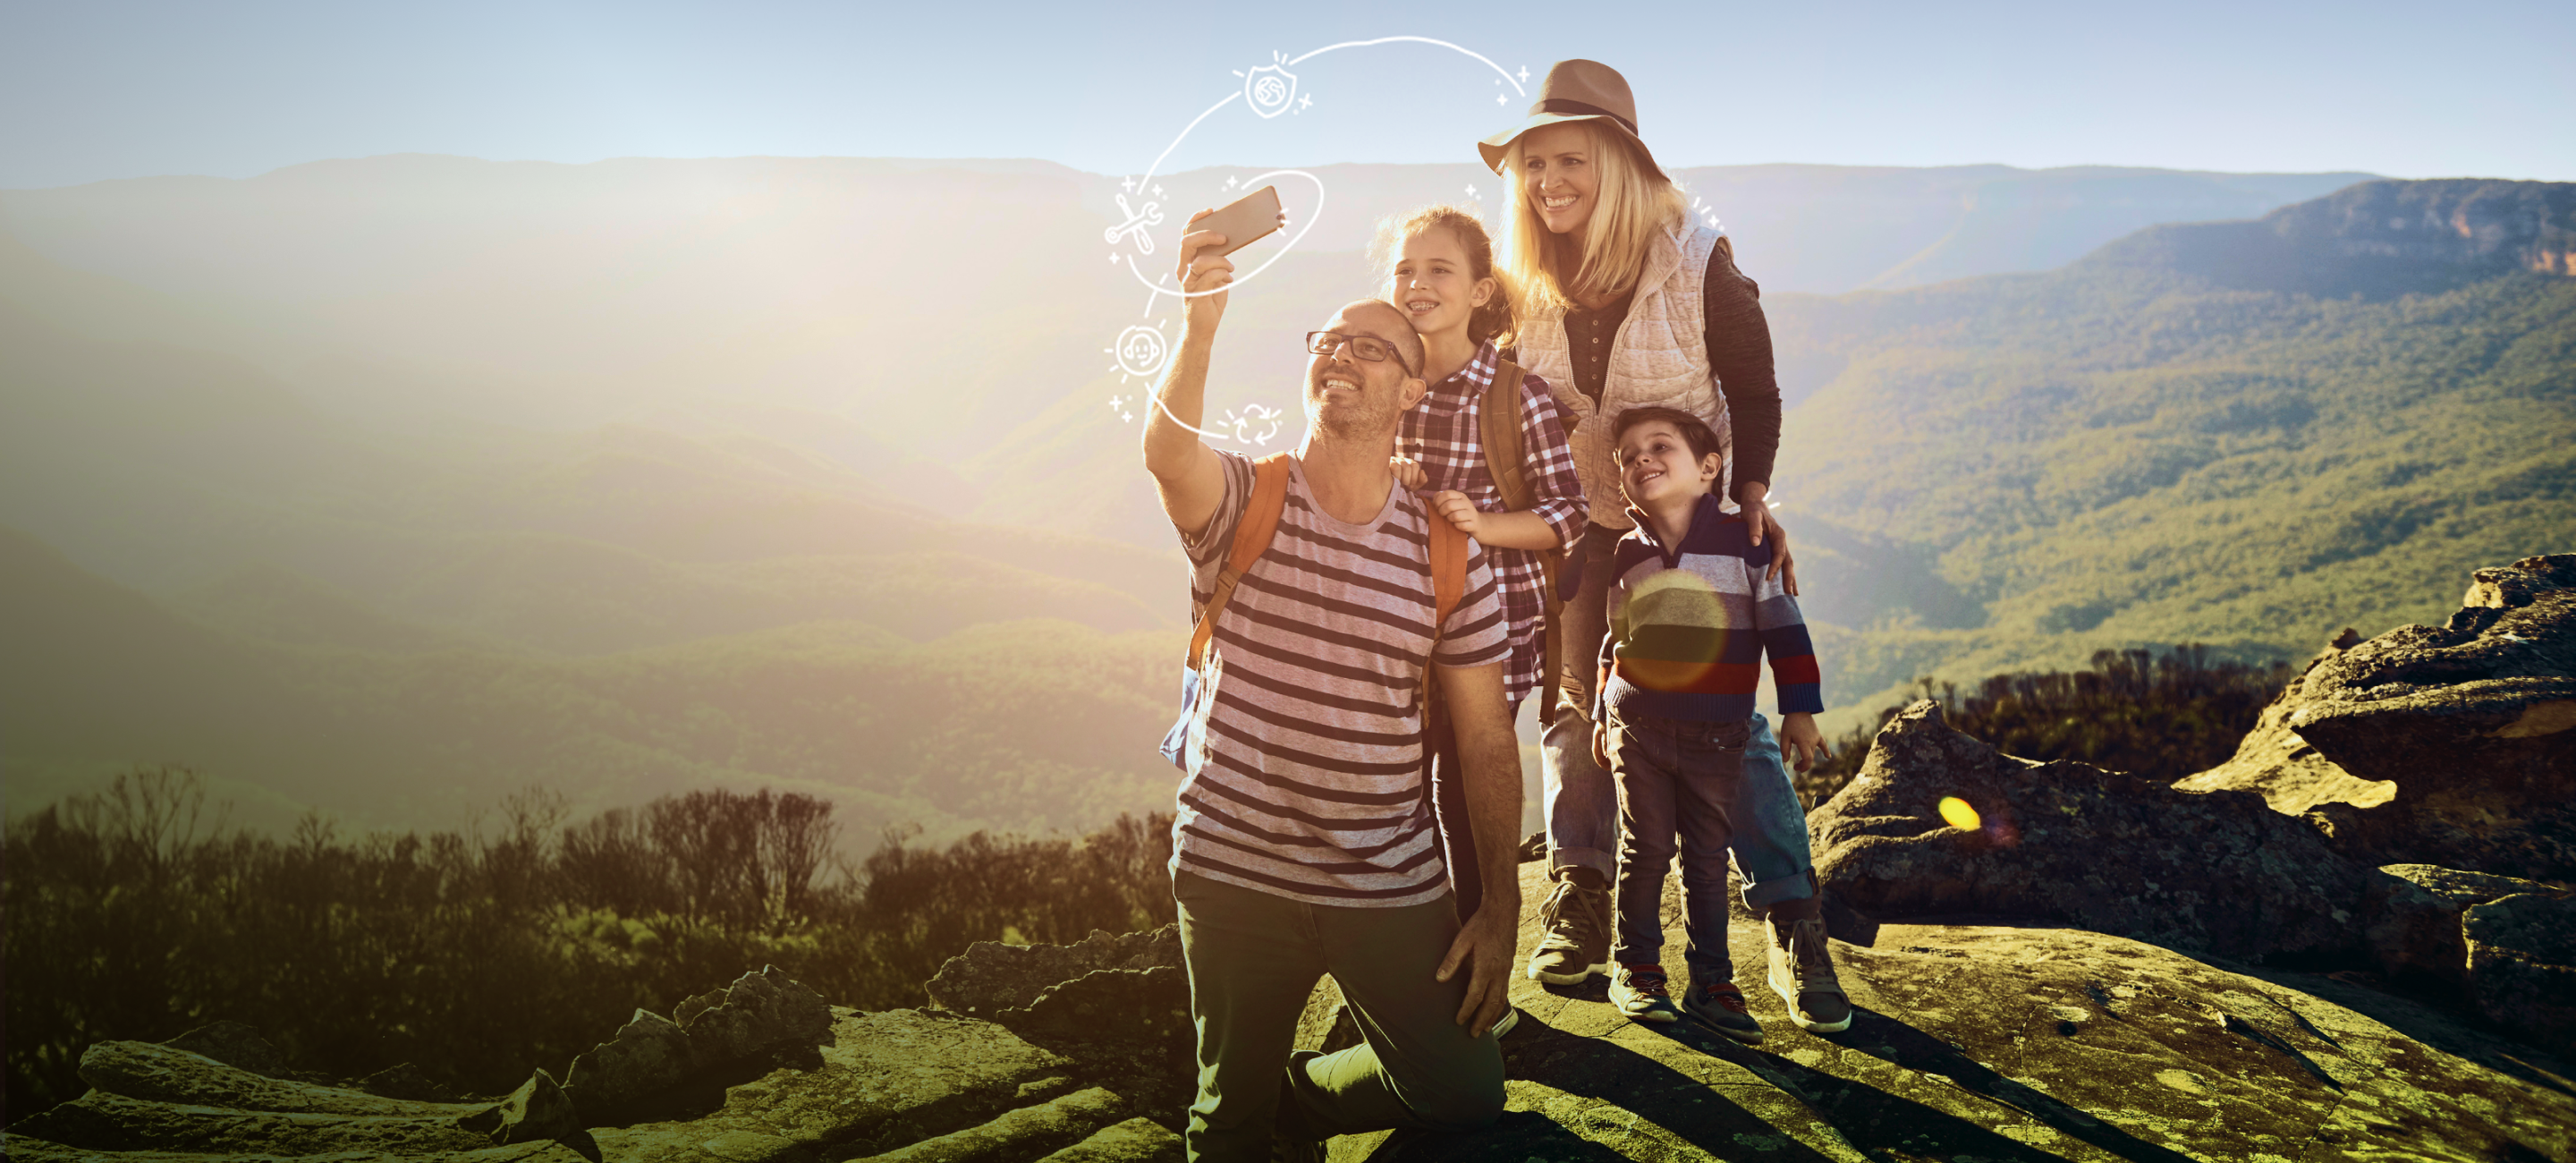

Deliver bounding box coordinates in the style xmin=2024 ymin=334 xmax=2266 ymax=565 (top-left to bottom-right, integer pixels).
xmin=1615 ymin=659 xmax=1762 ymax=694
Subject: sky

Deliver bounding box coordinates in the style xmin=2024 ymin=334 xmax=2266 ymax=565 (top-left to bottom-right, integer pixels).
xmin=4 ymin=0 xmax=2572 ymax=190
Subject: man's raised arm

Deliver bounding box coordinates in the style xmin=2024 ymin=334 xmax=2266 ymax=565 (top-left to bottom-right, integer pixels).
xmin=1142 ymin=211 xmax=1237 ymax=535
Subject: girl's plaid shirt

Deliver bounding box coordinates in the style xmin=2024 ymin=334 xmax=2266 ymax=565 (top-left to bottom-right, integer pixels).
xmin=1396 ymin=339 xmax=1589 ymax=705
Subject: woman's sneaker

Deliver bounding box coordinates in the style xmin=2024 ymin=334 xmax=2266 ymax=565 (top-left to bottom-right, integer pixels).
xmin=1526 ymin=874 xmax=1613 ymax=983
xmin=1607 ymin=964 xmax=1683 ymax=1023
xmin=1765 ymin=916 xmax=1853 ymax=1033
xmin=1681 ymin=980 xmax=1765 ymax=1043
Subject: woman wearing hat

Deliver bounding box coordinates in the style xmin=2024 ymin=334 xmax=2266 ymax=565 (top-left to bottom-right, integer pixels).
xmin=1488 ymin=59 xmax=1851 ymax=1037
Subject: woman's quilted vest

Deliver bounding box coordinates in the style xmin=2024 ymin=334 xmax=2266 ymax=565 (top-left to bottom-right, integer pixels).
xmin=1518 ymin=221 xmax=1732 ymax=531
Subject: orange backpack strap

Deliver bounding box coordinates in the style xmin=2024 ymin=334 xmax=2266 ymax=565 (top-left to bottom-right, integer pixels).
xmin=1426 ymin=515 xmax=1470 ymax=647
xmin=1186 ymin=453 xmax=1293 ymax=671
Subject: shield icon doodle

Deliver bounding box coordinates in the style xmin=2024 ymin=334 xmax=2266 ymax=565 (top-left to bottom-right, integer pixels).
xmin=1242 ymin=63 xmax=1297 ymax=119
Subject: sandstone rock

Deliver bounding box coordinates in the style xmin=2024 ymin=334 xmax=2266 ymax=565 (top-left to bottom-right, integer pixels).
xmin=563 ymin=1006 xmax=695 ymax=1120
xmin=7 ymin=1089 xmax=502 ymax=1156
xmin=1035 ymin=1116 xmax=1183 ymax=1163
xmin=461 ymin=1069 xmax=580 ymax=1146
xmin=2174 ymin=633 xmax=2395 ymax=813
xmin=1003 ymin=967 xmax=1191 ymax=1050
xmin=860 ymin=1086 xmax=1129 ymax=1162
xmin=1810 ymin=699 xmax=2368 ymax=959
xmin=356 ymin=1061 xmax=468 ymax=1103
xmin=679 ymin=965 xmax=835 ymax=1067
xmin=692 ymin=1129 xmax=815 ymax=1162
xmin=2464 ymin=892 xmax=2576 ymax=1048
xmin=2289 ymin=554 xmax=2576 ymax=880
xmin=587 ymin=1007 xmax=1073 ymax=1160
xmin=925 ymin=927 xmax=1182 ymax=1018
xmin=76 ymin=1039 xmax=485 ymax=1118
xmin=2365 ymin=862 xmax=2567 ymax=988
xmin=0 ymin=1134 xmax=594 ymax=1162
xmin=159 ymin=1020 xmax=290 ymax=1078
xmin=920 ymin=927 xmax=1191 ymax=1128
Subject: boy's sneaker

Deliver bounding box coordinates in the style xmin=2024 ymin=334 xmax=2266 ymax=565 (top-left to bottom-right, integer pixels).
xmin=1487 ymin=1006 xmax=1521 ymax=1041
xmin=1526 ymin=874 xmax=1613 ymax=984
xmin=1765 ymin=917 xmax=1853 ymax=1033
xmin=1681 ymin=980 xmax=1765 ymax=1043
xmin=1607 ymin=964 xmax=1683 ymax=1023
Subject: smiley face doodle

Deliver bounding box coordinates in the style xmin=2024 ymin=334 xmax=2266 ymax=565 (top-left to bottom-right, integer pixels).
xmin=1112 ymin=323 xmax=1168 ymax=379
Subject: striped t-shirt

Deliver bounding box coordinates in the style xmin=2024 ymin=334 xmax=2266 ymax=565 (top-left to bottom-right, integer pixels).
xmin=1171 ymin=451 xmax=1511 ymax=907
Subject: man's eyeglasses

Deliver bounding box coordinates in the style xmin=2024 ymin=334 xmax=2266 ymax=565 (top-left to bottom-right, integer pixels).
xmin=1305 ymin=331 xmax=1418 ymax=377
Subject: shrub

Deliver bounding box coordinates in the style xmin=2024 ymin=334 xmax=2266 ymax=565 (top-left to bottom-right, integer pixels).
xmin=2 ymin=770 xmax=1174 ymax=1124
xmin=1799 ymin=645 xmax=2294 ymax=807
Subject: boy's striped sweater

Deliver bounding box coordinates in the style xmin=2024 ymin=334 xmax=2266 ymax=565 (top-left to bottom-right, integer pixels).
xmin=1595 ymin=493 xmax=1823 ymax=724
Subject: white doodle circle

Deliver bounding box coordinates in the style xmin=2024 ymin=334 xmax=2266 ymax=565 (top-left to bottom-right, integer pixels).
xmin=1102 ymin=37 xmax=1529 ymax=445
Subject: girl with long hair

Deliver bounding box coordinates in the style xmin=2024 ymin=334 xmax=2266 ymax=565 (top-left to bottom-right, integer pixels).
xmin=1479 ymin=59 xmax=1850 ymax=1038
xmin=1374 ymin=204 xmax=1587 ymax=925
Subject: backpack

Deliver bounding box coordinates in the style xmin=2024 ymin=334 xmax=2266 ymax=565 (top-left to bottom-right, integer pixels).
xmin=1158 ymin=453 xmax=1473 ymax=771
xmin=1477 ymin=358 xmax=1572 ymax=720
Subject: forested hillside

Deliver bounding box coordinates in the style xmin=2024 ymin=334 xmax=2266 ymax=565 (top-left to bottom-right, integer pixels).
xmin=1770 ymin=180 xmax=2576 ymax=714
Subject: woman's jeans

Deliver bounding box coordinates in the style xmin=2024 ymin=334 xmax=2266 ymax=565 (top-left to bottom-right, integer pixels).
xmin=1606 ymin=709 xmax=1750 ymax=981
xmin=1540 ymin=521 xmax=1817 ymax=911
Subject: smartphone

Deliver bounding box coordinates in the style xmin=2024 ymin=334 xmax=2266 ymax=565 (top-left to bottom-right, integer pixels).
xmin=1189 ymin=185 xmax=1284 ymax=256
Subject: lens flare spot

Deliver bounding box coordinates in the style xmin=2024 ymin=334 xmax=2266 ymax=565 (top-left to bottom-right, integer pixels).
xmin=1938 ymin=796 xmax=1982 ymax=831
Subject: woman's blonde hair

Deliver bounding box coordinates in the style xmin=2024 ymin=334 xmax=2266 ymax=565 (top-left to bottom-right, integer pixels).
xmin=1497 ymin=121 xmax=1687 ymax=313
xmin=1368 ymin=204 xmax=1517 ymax=348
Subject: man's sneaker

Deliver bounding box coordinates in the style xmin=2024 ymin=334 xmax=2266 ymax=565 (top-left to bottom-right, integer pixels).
xmin=1487 ymin=1006 xmax=1521 ymax=1040
xmin=1681 ymin=980 xmax=1765 ymax=1043
xmin=1525 ymin=874 xmax=1612 ymax=984
xmin=1269 ymin=1054 xmax=1328 ymax=1163
xmin=1607 ymin=964 xmax=1683 ymax=1023
xmin=1267 ymin=1128 xmax=1326 ymax=1163
xmin=1765 ymin=917 xmax=1853 ymax=1033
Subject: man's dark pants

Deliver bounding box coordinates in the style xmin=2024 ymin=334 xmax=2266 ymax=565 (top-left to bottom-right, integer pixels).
xmin=1174 ymin=870 xmax=1505 ymax=1161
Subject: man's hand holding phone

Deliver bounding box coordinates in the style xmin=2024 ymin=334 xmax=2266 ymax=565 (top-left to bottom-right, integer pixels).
xmin=1175 ymin=208 xmax=1236 ymax=338
xmin=1173 ymin=187 xmax=1285 ymax=340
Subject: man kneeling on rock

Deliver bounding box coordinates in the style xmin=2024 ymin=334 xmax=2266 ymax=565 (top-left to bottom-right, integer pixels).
xmin=1141 ymin=208 xmax=1524 ymax=1161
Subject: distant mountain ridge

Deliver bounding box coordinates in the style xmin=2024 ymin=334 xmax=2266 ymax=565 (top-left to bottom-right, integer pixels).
xmin=2087 ymin=178 xmax=2576 ymax=297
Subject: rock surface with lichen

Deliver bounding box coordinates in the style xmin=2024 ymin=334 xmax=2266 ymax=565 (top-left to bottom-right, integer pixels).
xmin=1808 ymin=699 xmax=2370 ymax=960
xmin=2290 ymin=553 xmax=2576 ymax=881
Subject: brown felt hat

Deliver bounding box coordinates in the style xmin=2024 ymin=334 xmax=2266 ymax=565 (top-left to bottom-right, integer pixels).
xmin=1479 ymin=59 xmax=1667 ymax=180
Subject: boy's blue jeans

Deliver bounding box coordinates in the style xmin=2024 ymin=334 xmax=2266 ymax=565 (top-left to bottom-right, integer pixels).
xmin=1541 ymin=522 xmax=1816 ymax=912
xmin=1603 ymin=709 xmax=1752 ymax=981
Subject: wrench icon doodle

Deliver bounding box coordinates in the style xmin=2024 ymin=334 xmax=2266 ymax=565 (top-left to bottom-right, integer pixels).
xmin=1103 ymin=194 xmax=1163 ymax=253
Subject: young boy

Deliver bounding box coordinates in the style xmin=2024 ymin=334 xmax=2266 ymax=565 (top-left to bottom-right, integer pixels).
xmin=1590 ymin=406 xmax=1840 ymax=1041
